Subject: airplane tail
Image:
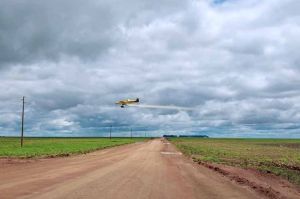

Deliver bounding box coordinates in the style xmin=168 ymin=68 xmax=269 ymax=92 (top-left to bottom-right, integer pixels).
xmin=136 ymin=98 xmax=139 ymax=102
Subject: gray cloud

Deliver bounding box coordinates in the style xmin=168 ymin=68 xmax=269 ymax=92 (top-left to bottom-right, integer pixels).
xmin=0 ymin=0 xmax=118 ymax=67
xmin=0 ymin=0 xmax=300 ymax=137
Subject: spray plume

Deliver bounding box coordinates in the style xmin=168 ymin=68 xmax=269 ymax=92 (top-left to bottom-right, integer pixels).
xmin=128 ymin=104 xmax=193 ymax=111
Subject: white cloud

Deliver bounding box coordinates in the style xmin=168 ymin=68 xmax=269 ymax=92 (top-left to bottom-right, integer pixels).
xmin=0 ymin=0 xmax=300 ymax=137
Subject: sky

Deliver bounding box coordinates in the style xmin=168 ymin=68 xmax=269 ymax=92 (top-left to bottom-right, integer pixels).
xmin=0 ymin=0 xmax=300 ymax=138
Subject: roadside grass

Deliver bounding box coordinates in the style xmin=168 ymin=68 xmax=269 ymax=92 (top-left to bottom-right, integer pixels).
xmin=170 ymin=138 xmax=300 ymax=186
xmin=0 ymin=137 xmax=147 ymax=158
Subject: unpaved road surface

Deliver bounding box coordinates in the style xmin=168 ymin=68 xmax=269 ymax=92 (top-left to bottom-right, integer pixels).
xmin=0 ymin=139 xmax=262 ymax=199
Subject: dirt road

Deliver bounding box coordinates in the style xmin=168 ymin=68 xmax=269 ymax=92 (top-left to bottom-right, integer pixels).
xmin=0 ymin=139 xmax=261 ymax=199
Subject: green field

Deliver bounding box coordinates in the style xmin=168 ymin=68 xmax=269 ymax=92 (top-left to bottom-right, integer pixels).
xmin=170 ymin=138 xmax=300 ymax=185
xmin=0 ymin=137 xmax=146 ymax=158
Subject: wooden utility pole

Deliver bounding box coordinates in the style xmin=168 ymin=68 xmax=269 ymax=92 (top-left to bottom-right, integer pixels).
xmin=21 ymin=96 xmax=25 ymax=147
xmin=110 ymin=125 xmax=112 ymax=139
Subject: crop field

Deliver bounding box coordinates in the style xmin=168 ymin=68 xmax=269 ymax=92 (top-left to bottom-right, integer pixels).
xmin=170 ymin=138 xmax=300 ymax=185
xmin=0 ymin=137 xmax=146 ymax=158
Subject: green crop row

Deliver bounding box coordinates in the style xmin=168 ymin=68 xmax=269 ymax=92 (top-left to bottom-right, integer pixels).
xmin=170 ymin=138 xmax=300 ymax=186
xmin=0 ymin=137 xmax=147 ymax=158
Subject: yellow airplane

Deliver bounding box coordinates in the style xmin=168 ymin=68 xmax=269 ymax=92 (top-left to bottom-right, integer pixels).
xmin=115 ymin=98 xmax=139 ymax=108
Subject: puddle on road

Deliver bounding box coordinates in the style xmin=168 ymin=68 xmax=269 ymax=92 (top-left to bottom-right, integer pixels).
xmin=160 ymin=152 xmax=182 ymax=155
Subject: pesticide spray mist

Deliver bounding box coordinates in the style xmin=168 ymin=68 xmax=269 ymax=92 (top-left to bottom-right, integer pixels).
xmin=129 ymin=104 xmax=193 ymax=111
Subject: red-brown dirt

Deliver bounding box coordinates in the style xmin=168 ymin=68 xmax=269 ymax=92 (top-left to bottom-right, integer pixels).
xmin=197 ymin=161 xmax=300 ymax=199
xmin=0 ymin=139 xmax=297 ymax=199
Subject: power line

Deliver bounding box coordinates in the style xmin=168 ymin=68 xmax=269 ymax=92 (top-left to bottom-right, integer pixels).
xmin=21 ymin=96 xmax=25 ymax=147
xmin=110 ymin=125 xmax=112 ymax=139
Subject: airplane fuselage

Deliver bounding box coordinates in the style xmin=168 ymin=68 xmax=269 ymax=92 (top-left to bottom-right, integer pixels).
xmin=115 ymin=98 xmax=139 ymax=108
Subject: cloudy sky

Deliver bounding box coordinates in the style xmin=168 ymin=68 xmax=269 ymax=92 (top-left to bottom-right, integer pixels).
xmin=1 ymin=0 xmax=300 ymax=138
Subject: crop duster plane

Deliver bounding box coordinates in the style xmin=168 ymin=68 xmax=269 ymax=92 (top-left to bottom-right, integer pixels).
xmin=116 ymin=98 xmax=139 ymax=108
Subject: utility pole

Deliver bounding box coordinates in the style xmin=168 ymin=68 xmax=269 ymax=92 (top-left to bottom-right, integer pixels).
xmin=20 ymin=96 xmax=25 ymax=147
xmin=110 ymin=125 xmax=112 ymax=139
